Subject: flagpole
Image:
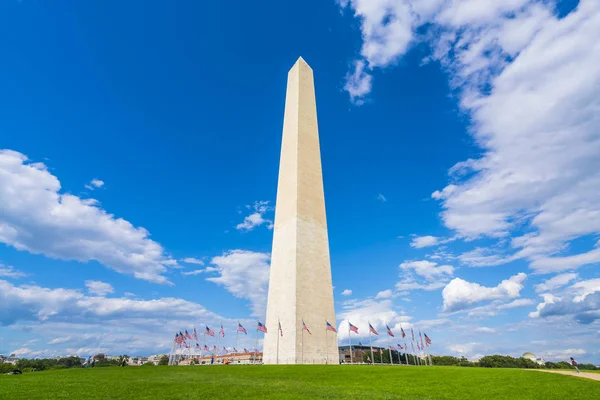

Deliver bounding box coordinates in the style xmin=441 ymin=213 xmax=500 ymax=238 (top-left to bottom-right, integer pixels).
xmin=277 ymin=318 xmax=280 ymax=365
xmin=254 ymin=323 xmax=259 ymax=365
xmin=301 ymin=317 xmax=304 ymax=365
xmin=202 ymin=332 xmax=205 ymax=359
xmin=217 ymin=321 xmax=221 ymax=359
xmin=325 ymin=322 xmax=328 ymax=365
xmin=369 ymin=321 xmax=374 ymax=366
xmin=235 ymin=324 xmax=239 ymax=358
xmin=348 ymin=321 xmax=353 ymax=364
xmin=388 ymin=337 xmax=393 ymax=366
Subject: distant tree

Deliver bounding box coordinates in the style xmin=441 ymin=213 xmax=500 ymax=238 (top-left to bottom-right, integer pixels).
xmin=158 ymin=355 xmax=169 ymax=366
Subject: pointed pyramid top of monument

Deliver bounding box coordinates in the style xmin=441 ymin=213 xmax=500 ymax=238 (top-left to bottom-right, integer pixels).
xmin=292 ymin=56 xmax=312 ymax=70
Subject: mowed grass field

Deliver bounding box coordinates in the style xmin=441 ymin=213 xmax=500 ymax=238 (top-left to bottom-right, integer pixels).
xmin=1 ymin=365 xmax=598 ymax=400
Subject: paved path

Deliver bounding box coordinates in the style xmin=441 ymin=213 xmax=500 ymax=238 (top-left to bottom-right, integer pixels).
xmin=535 ymin=369 xmax=600 ymax=381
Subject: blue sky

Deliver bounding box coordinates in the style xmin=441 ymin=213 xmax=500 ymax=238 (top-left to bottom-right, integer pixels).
xmin=1 ymin=0 xmax=599 ymax=363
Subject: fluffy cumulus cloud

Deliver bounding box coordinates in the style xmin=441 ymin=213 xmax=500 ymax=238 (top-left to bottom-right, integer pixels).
xmin=85 ymin=280 xmax=114 ymax=296
xmin=0 ymin=150 xmax=177 ymax=284
xmin=206 ymin=250 xmax=270 ymax=316
xmin=236 ymin=201 xmax=273 ymax=231
xmin=396 ymin=260 xmax=454 ymax=292
xmin=341 ymin=289 xmax=353 ymax=296
xmin=339 ymin=1 xmax=600 ymax=281
xmin=530 ymin=278 xmax=600 ymax=323
xmin=410 ymin=236 xmax=439 ymax=248
xmin=442 ymin=272 xmax=527 ymax=312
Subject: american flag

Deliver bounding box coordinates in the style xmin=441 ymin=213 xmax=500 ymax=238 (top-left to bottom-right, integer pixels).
xmin=417 ymin=343 xmax=421 ymax=351
xmin=326 ymin=321 xmax=337 ymax=333
xmin=349 ymin=322 xmax=359 ymax=334
xmin=278 ymin=321 xmax=283 ymax=337
xmin=244 ymin=348 xmax=249 ymax=354
xmin=173 ymin=333 xmax=180 ymax=343
xmin=233 ymin=348 xmax=238 ymax=353
xmin=369 ymin=323 xmax=379 ymax=335
xmin=401 ymin=327 xmax=406 ymax=338
xmin=411 ymin=327 xmax=415 ymax=340
xmin=424 ymin=333 xmax=432 ymax=345
xmin=195 ymin=343 xmax=200 ymax=348
xmin=179 ymin=331 xmax=185 ymax=343
xmin=390 ymin=345 xmax=396 ymax=351
xmin=257 ymin=321 xmax=267 ymax=333
xmin=302 ymin=320 xmax=311 ymax=335
xmin=420 ymin=331 xmax=424 ymax=349
xmin=185 ymin=330 xmax=192 ymax=340
xmin=205 ymin=326 xmax=215 ymax=337
xmin=219 ymin=323 xmax=225 ymax=338
xmin=237 ymin=322 xmax=247 ymax=335
xmin=386 ymin=324 xmax=394 ymax=337
xmin=192 ymin=328 xmax=198 ymax=341
xmin=204 ymin=345 xmax=210 ymax=352
xmin=213 ymin=345 xmax=218 ymax=352
xmin=397 ymin=344 xmax=403 ymax=350
xmin=184 ymin=342 xmax=190 ymax=349
xmin=222 ymin=347 xmax=227 ymax=353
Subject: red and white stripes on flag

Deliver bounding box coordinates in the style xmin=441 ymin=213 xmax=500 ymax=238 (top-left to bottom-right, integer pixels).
xmin=302 ymin=320 xmax=311 ymax=335
xmin=237 ymin=322 xmax=247 ymax=335
xmin=205 ymin=326 xmax=215 ymax=337
xmin=278 ymin=321 xmax=283 ymax=337
xmin=257 ymin=321 xmax=267 ymax=333
xmin=219 ymin=323 xmax=225 ymax=338
xmin=369 ymin=323 xmax=379 ymax=335
xmin=326 ymin=321 xmax=337 ymax=332
xmin=424 ymin=333 xmax=432 ymax=345
xmin=349 ymin=322 xmax=359 ymax=334
xmin=386 ymin=324 xmax=394 ymax=337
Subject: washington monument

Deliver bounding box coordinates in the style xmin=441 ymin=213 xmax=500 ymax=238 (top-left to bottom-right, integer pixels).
xmin=263 ymin=57 xmax=338 ymax=364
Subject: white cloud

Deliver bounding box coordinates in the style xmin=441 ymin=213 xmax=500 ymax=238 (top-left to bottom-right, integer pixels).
xmin=0 ymin=264 xmax=26 ymax=279
xmin=0 ymin=279 xmax=221 ymax=327
xmin=339 ymin=1 xmax=600 ymax=280
xmin=0 ymin=150 xmax=177 ymax=284
xmin=236 ymin=201 xmax=273 ymax=231
xmin=337 ymin=298 xmax=411 ymax=342
xmin=181 ymin=258 xmax=204 ymax=265
xmin=396 ymin=260 xmax=454 ymax=292
xmin=442 ymin=272 xmax=527 ymax=312
xmin=343 ymin=60 xmax=373 ymax=105
xmin=530 ymin=278 xmax=600 ymax=324
xmin=181 ymin=269 xmax=208 ymax=276
xmin=375 ymin=289 xmax=392 ymax=299
xmin=85 ymin=179 xmax=104 ymax=190
xmin=410 ymin=236 xmax=439 ymax=248
xmin=85 ymin=280 xmax=114 ymax=296
xmin=341 ymin=289 xmax=353 ymax=296
xmin=534 ymin=273 xmax=578 ymax=293
xmin=474 ymin=327 xmax=495 ymax=333
xmin=400 ymin=260 xmax=454 ymax=281
xmin=48 ymin=336 xmax=72 ymax=345
xmin=530 ymin=246 xmax=600 ymax=274
xmin=206 ymin=250 xmax=270 ymax=316
xmin=376 ymin=193 xmax=387 ymax=202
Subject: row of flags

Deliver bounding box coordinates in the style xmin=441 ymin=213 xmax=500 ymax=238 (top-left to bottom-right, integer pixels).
xmin=173 ymin=321 xmax=432 ymax=354
xmin=174 ymin=320 xmax=337 ymax=345
xmin=349 ymin=321 xmax=433 ymax=350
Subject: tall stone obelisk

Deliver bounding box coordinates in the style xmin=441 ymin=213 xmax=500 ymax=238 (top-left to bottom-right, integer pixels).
xmin=263 ymin=57 xmax=338 ymax=364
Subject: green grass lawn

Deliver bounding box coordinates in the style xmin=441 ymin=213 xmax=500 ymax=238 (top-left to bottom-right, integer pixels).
xmin=1 ymin=365 xmax=598 ymax=399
